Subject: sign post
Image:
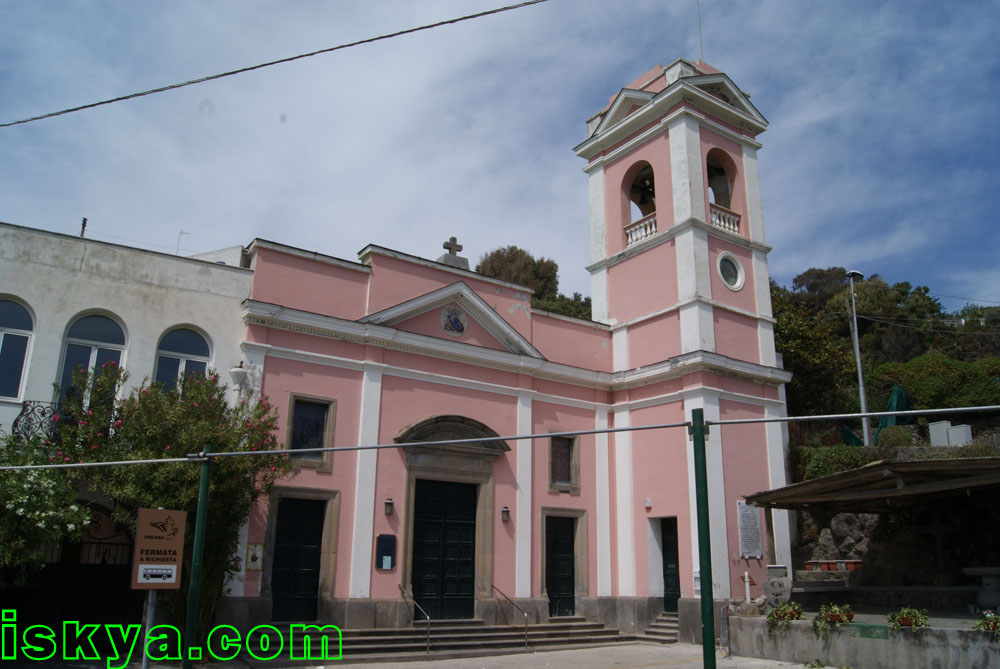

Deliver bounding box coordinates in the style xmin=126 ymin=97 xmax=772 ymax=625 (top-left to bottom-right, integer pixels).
xmin=132 ymin=508 xmax=187 ymax=669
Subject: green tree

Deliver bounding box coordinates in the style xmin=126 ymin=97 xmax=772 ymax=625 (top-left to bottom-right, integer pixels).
xmin=771 ymin=280 xmax=856 ymax=417
xmin=24 ymin=362 xmax=290 ymax=640
xmin=476 ymin=246 xmax=591 ymax=320
xmin=0 ymin=436 xmax=91 ymax=584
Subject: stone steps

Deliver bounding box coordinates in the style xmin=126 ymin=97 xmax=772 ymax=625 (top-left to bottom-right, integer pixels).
xmin=247 ymin=618 xmax=632 ymax=665
xmin=641 ymin=611 xmax=679 ymax=644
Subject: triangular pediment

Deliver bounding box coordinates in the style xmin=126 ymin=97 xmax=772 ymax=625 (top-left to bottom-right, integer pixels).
xmin=683 ymin=73 xmax=767 ymax=126
xmin=597 ymin=88 xmax=656 ymax=135
xmin=591 ymin=72 xmax=767 ymax=141
xmin=360 ymin=282 xmax=544 ymax=359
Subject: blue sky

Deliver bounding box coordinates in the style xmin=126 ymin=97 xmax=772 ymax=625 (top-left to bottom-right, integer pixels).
xmin=2 ymin=0 xmax=998 ymax=312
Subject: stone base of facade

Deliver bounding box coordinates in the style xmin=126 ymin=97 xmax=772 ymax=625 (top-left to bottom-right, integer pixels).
xmin=578 ymin=596 xmax=663 ymax=634
xmin=215 ymin=596 xmax=272 ymax=630
xmin=677 ymin=596 xmax=730 ymax=644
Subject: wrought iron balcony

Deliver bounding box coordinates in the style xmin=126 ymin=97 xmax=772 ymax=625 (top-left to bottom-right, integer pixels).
xmin=11 ymin=400 xmax=60 ymax=442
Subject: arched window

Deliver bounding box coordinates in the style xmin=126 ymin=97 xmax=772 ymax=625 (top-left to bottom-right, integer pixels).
xmin=0 ymin=299 xmax=33 ymax=399
xmin=624 ymin=162 xmax=657 ymax=246
xmin=706 ymin=149 xmax=732 ymax=208
xmin=154 ymin=328 xmax=209 ymax=391
xmin=59 ymin=314 xmax=125 ymax=396
xmin=628 ymin=163 xmax=656 ymax=219
xmin=706 ymin=148 xmax=741 ymax=234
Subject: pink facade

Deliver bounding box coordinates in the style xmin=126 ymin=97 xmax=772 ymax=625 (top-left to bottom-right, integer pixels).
xmin=226 ymin=59 xmax=791 ymax=635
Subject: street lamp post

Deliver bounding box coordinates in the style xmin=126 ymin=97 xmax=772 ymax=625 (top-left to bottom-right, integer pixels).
xmin=847 ymin=270 xmax=871 ymax=446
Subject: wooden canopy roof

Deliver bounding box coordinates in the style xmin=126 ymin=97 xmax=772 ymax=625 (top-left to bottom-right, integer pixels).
xmin=746 ymin=457 xmax=1000 ymax=514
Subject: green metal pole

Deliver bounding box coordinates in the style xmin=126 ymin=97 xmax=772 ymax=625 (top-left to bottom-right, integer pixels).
xmin=690 ymin=409 xmax=716 ymax=669
xmin=183 ymin=446 xmax=212 ymax=669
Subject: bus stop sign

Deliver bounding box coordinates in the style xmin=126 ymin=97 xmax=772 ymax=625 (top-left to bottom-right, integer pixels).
xmin=131 ymin=508 xmax=187 ymax=589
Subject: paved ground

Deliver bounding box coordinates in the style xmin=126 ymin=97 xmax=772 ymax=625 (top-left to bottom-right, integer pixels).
xmin=330 ymin=642 xmax=799 ymax=668
xmin=0 ymin=643 xmax=798 ymax=669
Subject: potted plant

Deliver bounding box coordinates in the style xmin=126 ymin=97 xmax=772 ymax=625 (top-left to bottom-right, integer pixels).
xmin=973 ymin=610 xmax=1000 ymax=642
xmin=886 ymin=607 xmax=929 ymax=630
xmin=812 ymin=603 xmax=854 ymax=640
xmin=766 ymin=601 xmax=804 ymax=636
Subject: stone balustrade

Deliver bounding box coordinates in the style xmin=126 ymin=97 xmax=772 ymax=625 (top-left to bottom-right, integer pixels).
xmin=710 ymin=203 xmax=740 ymax=234
xmin=624 ymin=213 xmax=656 ymax=246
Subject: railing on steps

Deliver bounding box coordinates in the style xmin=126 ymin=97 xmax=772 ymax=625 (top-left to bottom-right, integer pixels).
xmin=398 ymin=584 xmax=430 ymax=657
xmin=491 ymin=584 xmax=528 ymax=650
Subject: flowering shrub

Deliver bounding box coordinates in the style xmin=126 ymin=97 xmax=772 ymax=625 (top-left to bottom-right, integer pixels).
xmin=0 ymin=437 xmax=91 ymax=584
xmin=14 ymin=362 xmax=290 ymax=639
xmin=974 ymin=610 xmax=1000 ymax=641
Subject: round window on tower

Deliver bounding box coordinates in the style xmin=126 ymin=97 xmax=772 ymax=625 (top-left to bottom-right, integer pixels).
xmin=718 ymin=252 xmax=745 ymax=291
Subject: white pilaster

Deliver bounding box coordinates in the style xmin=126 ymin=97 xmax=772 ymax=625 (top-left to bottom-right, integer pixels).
xmin=349 ymin=366 xmax=383 ymax=598
xmin=612 ymin=326 xmax=629 ymax=372
xmin=588 ymin=164 xmax=607 ymax=264
xmin=590 ymin=265 xmax=609 ymax=324
xmin=515 ymin=392 xmax=533 ymax=598
xmin=767 ymin=397 xmax=793 ymax=568
xmin=676 ymin=224 xmax=715 ymax=354
xmin=753 ymin=249 xmax=775 ymax=366
xmin=742 ymin=145 xmax=766 ymax=244
xmin=679 ymin=302 xmax=716 ymax=354
xmin=614 ymin=409 xmax=635 ymax=596
xmin=595 ymin=408 xmax=612 ymax=596
xmin=668 ymin=114 xmax=707 ymax=225
xmin=684 ymin=394 xmax=730 ymax=598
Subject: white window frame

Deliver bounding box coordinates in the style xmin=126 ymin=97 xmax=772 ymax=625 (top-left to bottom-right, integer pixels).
xmin=57 ymin=314 xmax=127 ymax=402
xmin=0 ymin=300 xmax=33 ymax=401
xmin=717 ymin=251 xmax=746 ymax=291
xmin=154 ymin=328 xmax=211 ymax=390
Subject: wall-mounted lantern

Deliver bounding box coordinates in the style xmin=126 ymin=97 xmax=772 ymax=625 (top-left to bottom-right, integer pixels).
xmin=501 ymin=506 xmax=510 ymax=522
xmin=384 ymin=498 xmax=394 ymax=515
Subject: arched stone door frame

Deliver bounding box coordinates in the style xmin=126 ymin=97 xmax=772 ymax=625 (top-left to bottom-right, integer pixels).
xmin=395 ymin=416 xmax=509 ymax=612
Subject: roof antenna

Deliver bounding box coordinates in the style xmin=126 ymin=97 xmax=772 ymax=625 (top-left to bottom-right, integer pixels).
xmin=80 ymin=217 xmax=87 ymax=237
xmin=696 ymin=0 xmax=705 ymax=62
xmin=176 ymin=229 xmax=190 ymax=255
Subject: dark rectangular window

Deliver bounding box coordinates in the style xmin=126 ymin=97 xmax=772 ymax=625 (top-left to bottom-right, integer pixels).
xmin=291 ymin=399 xmax=328 ymax=458
xmin=155 ymin=355 xmax=181 ymax=390
xmin=0 ymin=333 xmax=28 ymax=398
xmin=551 ymin=436 xmax=573 ymax=485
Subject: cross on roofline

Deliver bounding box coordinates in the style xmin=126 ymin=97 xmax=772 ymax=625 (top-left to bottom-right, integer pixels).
xmin=443 ymin=236 xmax=463 ymax=256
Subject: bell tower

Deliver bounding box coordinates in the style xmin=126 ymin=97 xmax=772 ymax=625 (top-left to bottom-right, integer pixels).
xmin=575 ymin=59 xmax=775 ymax=371
xmin=575 ymin=60 xmax=792 ymax=600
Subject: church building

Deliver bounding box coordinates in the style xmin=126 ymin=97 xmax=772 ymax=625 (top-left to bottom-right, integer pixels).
xmin=1 ymin=59 xmax=791 ymax=637
xmin=222 ymin=58 xmax=793 ymax=633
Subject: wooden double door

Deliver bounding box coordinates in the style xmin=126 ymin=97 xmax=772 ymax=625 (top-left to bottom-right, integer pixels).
xmin=411 ymin=479 xmax=477 ymax=619
xmin=271 ymin=498 xmax=325 ymax=621
xmin=545 ymin=516 xmax=576 ymax=617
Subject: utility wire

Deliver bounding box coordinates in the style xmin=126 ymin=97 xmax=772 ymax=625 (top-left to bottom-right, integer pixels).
xmin=0 ymin=0 xmax=550 ymax=129
xmin=929 ymin=293 xmax=1000 ymax=306
xmin=4 ymin=405 xmax=999 ymax=472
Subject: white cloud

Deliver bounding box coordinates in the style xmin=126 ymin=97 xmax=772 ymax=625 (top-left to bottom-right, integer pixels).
xmin=1 ymin=0 xmax=997 ymax=306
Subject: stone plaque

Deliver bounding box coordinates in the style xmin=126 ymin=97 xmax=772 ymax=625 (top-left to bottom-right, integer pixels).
xmin=737 ymin=501 xmax=762 ymax=558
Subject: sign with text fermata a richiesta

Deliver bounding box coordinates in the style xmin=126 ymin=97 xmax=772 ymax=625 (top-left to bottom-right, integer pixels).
xmin=131 ymin=508 xmax=187 ymax=589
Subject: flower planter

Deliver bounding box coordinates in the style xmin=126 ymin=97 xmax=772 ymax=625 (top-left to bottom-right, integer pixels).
xmin=825 ymin=611 xmax=854 ymax=624
xmin=899 ymin=616 xmax=913 ymax=627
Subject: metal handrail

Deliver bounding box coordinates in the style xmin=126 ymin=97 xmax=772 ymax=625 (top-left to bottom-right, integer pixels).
xmin=398 ymin=584 xmax=431 ymax=657
xmin=492 ymin=584 xmax=528 ymax=650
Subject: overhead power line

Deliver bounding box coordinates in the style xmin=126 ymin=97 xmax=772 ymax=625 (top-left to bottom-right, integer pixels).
xmin=4 ymin=405 xmax=1000 ymax=472
xmin=0 ymin=0 xmax=550 ymax=129
xmin=930 ymin=292 xmax=1000 ymax=306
